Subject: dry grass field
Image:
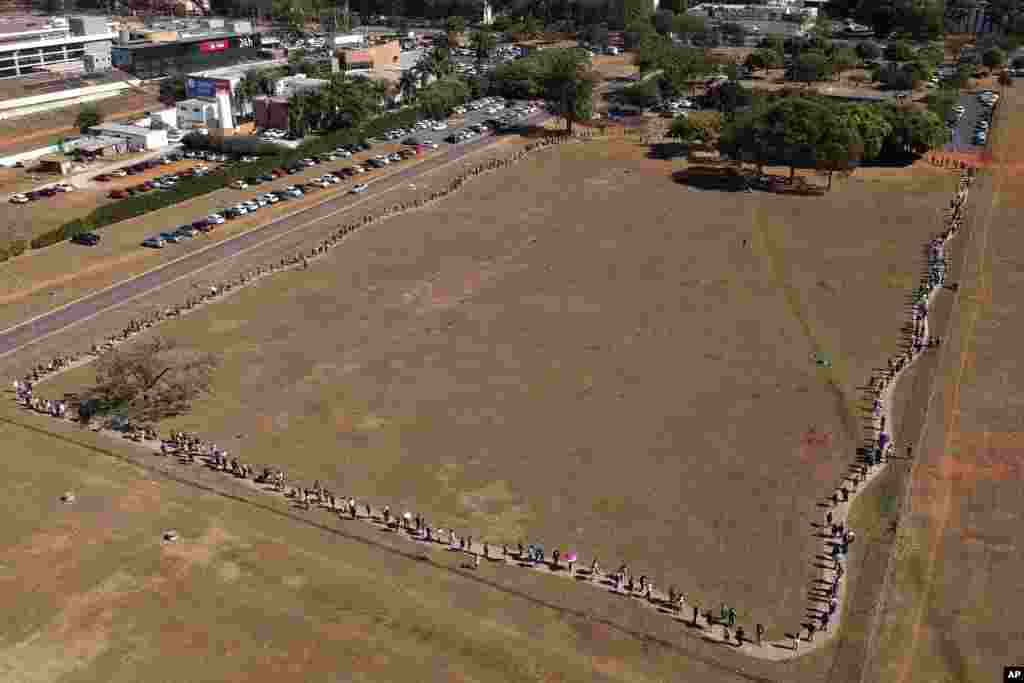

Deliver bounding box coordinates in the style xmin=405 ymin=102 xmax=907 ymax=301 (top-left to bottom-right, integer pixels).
xmin=3 ymin=412 xmax=755 ymax=683
xmin=36 ymin=135 xmax=957 ymax=661
xmin=863 ymin=85 xmax=1024 ymax=683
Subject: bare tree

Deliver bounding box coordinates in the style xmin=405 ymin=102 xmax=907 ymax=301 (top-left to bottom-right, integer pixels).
xmin=77 ymin=338 xmax=220 ymax=423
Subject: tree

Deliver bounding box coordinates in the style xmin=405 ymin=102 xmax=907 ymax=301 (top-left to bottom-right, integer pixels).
xmin=658 ymin=44 xmax=710 ymax=96
xmin=399 ymin=68 xmax=420 ymax=102
xmin=583 ymin=22 xmax=610 ymax=45
xmin=619 ymin=76 xmax=661 ymax=108
xmin=661 ymin=0 xmax=686 ymax=13
xmin=830 ymin=47 xmax=858 ymax=81
xmin=538 ymin=47 xmax=597 ymax=132
xmin=653 ymin=9 xmax=675 ymax=35
xmin=982 ymin=47 xmax=1007 ymax=69
xmin=703 ymin=80 xmax=751 ymax=117
xmin=720 ymin=21 xmax=746 ymax=46
xmin=469 ymin=28 xmax=497 ymax=71
xmin=671 ymin=12 xmax=706 ymax=42
xmin=624 ymin=17 xmax=656 ymax=47
xmin=668 ymin=113 xmax=697 ymax=142
xmin=793 ymin=51 xmax=831 ymax=84
xmin=758 ymin=34 xmax=785 ymax=55
xmin=816 ymin=119 xmax=862 ymax=189
xmin=877 ymin=63 xmax=923 ymax=90
xmin=622 ymin=0 xmax=652 ymax=29
xmin=836 ymin=102 xmax=891 ymax=161
xmin=417 ymin=76 xmax=471 ymax=118
xmin=687 ymin=109 xmax=722 ymax=140
xmin=159 ymin=75 xmax=187 ymax=104
xmin=76 ymin=104 xmax=103 ymax=133
xmin=855 ymin=40 xmax=881 ymax=61
xmin=78 ymin=337 xmax=220 ymax=423
xmin=925 ymin=88 xmax=961 ymax=122
xmin=884 ymin=41 xmax=915 ymax=62
xmin=879 ymin=105 xmax=946 ymax=157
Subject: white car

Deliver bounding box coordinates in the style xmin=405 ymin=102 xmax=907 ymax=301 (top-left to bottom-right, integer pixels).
xmin=111 ymin=169 xmax=128 ymax=177
xmin=262 ymin=193 xmax=279 ymax=204
xmin=350 ymin=183 xmax=369 ymax=194
xmin=432 ymin=121 xmax=448 ymax=130
xmin=351 ymin=165 xmax=366 ymax=174
xmin=9 ymin=193 xmax=29 ymax=204
xmin=206 ymin=213 xmax=225 ymax=225
xmin=284 ymin=186 xmax=303 ymax=198
xmin=231 ymin=180 xmax=248 ymax=190
xmin=232 ymin=205 xmax=249 ymax=215
xmin=453 ymin=106 xmax=466 ymax=114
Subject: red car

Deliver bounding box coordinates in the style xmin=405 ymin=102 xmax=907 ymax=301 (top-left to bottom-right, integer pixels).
xmin=108 ymin=189 xmax=127 ymax=199
xmin=94 ymin=173 xmax=111 ymax=181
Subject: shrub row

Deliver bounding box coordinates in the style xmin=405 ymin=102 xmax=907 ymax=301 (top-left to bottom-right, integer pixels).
xmin=35 ymin=107 xmax=428 ymax=252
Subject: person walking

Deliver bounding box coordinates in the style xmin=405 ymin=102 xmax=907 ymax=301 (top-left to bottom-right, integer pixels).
xmin=756 ymin=623 xmax=765 ymax=647
xmin=728 ymin=607 xmax=737 ymax=628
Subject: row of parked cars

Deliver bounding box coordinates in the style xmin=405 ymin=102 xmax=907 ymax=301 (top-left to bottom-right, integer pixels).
xmin=107 ymin=164 xmax=213 ymax=199
xmin=9 ymin=182 xmax=74 ymax=204
xmin=973 ymin=90 xmax=999 ymax=146
xmin=140 ymin=141 xmax=422 ymax=249
xmin=382 ymin=120 xmax=448 ymax=140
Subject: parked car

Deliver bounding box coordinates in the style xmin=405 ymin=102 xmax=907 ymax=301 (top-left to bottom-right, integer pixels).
xmin=231 ymin=180 xmax=249 ymax=190
xmin=206 ymin=213 xmax=226 ymax=225
xmin=177 ymin=225 xmax=200 ymax=237
xmin=142 ymin=237 xmax=166 ymax=249
xmin=159 ymin=231 xmax=181 ymax=244
xmin=350 ymin=183 xmax=369 ymax=194
xmin=9 ymin=193 xmax=29 ymax=204
xmin=71 ymin=232 xmax=101 ymax=246
xmin=94 ymin=173 xmax=111 ymax=182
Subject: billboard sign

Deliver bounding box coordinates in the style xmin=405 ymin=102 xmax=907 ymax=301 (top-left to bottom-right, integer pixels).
xmin=186 ymin=77 xmax=231 ymax=99
xmin=199 ymin=39 xmax=229 ymax=53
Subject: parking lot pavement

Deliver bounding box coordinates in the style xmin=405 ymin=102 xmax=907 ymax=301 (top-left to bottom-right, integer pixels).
xmin=374 ymin=99 xmax=541 ymax=147
xmin=947 ymin=92 xmax=992 ymax=152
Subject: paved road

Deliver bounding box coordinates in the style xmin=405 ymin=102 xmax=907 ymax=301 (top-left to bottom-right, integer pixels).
xmin=0 ymin=113 xmax=547 ymax=359
xmin=946 ymin=91 xmax=992 ymax=153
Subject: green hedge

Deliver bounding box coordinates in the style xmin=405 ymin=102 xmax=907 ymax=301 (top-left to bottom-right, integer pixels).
xmin=39 ymin=108 xmax=429 ymax=250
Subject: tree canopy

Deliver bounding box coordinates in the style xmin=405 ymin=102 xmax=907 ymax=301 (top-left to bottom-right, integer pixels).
xmin=76 ymin=104 xmax=104 ymax=133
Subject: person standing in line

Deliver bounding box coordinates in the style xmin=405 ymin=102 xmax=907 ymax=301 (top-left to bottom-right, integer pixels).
xmin=756 ymin=623 xmax=765 ymax=647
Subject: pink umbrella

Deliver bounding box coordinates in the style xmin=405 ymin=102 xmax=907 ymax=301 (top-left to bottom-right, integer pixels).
xmin=567 ymin=552 xmax=578 ymax=563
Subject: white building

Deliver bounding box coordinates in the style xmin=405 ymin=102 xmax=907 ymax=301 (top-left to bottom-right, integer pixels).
xmin=86 ymin=122 xmax=168 ymax=150
xmin=0 ymin=15 xmax=116 ymax=80
xmin=274 ymin=74 xmax=329 ymax=99
xmin=176 ymin=98 xmax=220 ymax=129
xmin=333 ymin=33 xmax=365 ymax=48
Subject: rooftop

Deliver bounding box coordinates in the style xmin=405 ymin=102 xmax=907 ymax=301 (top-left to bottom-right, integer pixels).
xmin=114 ymin=32 xmax=250 ymax=51
xmin=187 ymin=58 xmax=287 ymax=80
xmin=0 ymin=68 xmax=136 ymax=104
xmin=87 ymin=122 xmax=158 ymax=135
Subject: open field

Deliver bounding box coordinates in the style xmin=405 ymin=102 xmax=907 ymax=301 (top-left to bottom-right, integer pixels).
xmin=864 ymin=83 xmax=1024 ymax=683
xmin=34 ymin=135 xmax=959 ymax=658
xmin=2 ymin=410 xmax=777 ymax=683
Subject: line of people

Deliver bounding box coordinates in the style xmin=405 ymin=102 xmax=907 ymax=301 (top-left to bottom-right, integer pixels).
xmin=796 ymin=167 xmax=973 ymax=651
xmin=11 ymin=151 xmax=975 ymax=660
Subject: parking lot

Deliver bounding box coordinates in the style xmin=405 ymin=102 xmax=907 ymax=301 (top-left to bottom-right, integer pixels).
xmin=947 ymin=90 xmax=999 ymax=152
xmin=374 ymin=97 xmax=542 ymax=147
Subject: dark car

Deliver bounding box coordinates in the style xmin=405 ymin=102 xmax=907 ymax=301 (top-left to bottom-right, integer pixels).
xmin=260 ymin=174 xmax=275 ymax=182
xmin=246 ymin=177 xmax=263 ymax=186
xmin=40 ymin=187 xmax=58 ymax=197
xmin=94 ymin=173 xmax=111 ymax=181
xmin=71 ymin=232 xmax=101 ymax=246
xmin=356 ymin=141 xmax=371 ymax=151
xmin=26 ymin=190 xmax=42 ymax=200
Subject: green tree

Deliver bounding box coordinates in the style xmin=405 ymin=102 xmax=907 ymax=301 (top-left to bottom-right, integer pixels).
xmin=671 ymin=12 xmax=705 ymax=42
xmin=830 ymin=47 xmax=858 ymax=81
xmin=816 ymin=119 xmax=862 ymax=189
xmin=668 ymin=113 xmax=697 ymax=142
xmin=703 ymin=80 xmax=752 ymax=117
xmin=469 ymin=28 xmax=497 ymax=71
xmin=620 ymin=76 xmax=661 ymax=108
xmin=399 ymin=68 xmax=420 ymax=102
xmin=982 ymin=47 xmax=1008 ymax=69
xmin=583 ymin=23 xmax=610 ymax=45
xmin=538 ymin=47 xmax=597 ymax=133
xmin=76 ymin=104 xmax=103 ymax=133
xmin=653 ymin=8 xmax=675 ymax=35
xmin=879 ymin=106 xmax=946 ymax=157
xmin=659 ymin=45 xmax=710 ymax=96
xmin=622 ymin=0 xmax=652 ymax=28
xmin=624 ymin=17 xmax=656 ymax=47
xmin=417 ymin=76 xmax=471 ymax=118
xmin=855 ymin=41 xmax=881 ymax=61
xmin=884 ymin=41 xmax=915 ymax=62
xmin=720 ymin=21 xmax=746 ymax=46
xmin=758 ymin=35 xmax=784 ymax=55
xmin=661 ymin=0 xmax=686 ymax=13
xmin=836 ymin=103 xmax=892 ymax=161
xmin=794 ymin=51 xmax=831 ymax=84
xmin=924 ymin=88 xmax=960 ymax=123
